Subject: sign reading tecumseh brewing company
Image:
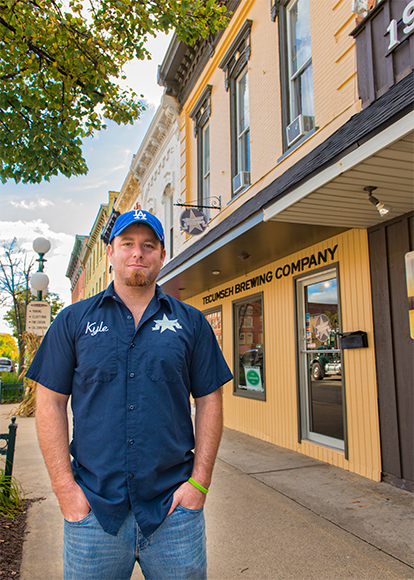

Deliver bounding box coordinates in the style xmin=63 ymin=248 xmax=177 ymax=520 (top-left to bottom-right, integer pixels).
xmin=202 ymin=245 xmax=338 ymax=305
xmin=26 ymin=301 xmax=51 ymax=336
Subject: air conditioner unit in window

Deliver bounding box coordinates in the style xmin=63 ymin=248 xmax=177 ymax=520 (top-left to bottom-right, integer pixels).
xmin=233 ymin=171 xmax=250 ymax=194
xmin=286 ymin=114 xmax=314 ymax=147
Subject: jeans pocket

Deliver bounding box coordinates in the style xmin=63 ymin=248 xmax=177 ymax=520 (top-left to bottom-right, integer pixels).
xmin=176 ymin=504 xmax=204 ymax=515
xmin=64 ymin=509 xmax=94 ymax=526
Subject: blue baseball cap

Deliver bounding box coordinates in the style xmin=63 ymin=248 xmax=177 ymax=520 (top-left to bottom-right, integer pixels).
xmin=109 ymin=210 xmax=165 ymax=246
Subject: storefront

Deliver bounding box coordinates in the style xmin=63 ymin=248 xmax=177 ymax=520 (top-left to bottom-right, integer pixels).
xmin=183 ymin=229 xmax=381 ymax=480
xmin=158 ymin=69 xmax=413 ymax=483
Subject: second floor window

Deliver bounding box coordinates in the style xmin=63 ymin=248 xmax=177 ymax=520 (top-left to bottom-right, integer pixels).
xmin=164 ymin=186 xmax=174 ymax=260
xmin=219 ymin=19 xmax=253 ymax=197
xmin=189 ymin=85 xmax=212 ymax=219
xmin=202 ymin=123 xmax=210 ymax=221
xmin=278 ymin=0 xmax=315 ymax=149
xmin=287 ymin=0 xmax=314 ymax=124
xmin=236 ymin=69 xmax=250 ymax=178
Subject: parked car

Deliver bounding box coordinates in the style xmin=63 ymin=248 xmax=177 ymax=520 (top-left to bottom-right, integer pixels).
xmin=0 ymin=358 xmax=16 ymax=373
xmin=310 ymin=330 xmax=341 ymax=380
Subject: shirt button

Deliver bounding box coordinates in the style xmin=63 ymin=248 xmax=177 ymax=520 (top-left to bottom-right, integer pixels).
xmin=127 ymin=315 xmax=132 ymax=320
xmin=129 ymin=439 xmax=135 ymax=445
xmin=129 ymin=405 xmax=135 ymax=411
xmin=129 ymin=474 xmax=134 ymax=480
xmin=129 ymin=372 xmax=135 ymax=378
xmin=131 ymin=343 xmax=135 ymax=348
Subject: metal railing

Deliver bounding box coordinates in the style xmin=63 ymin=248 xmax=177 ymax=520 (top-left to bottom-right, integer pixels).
xmin=0 ymin=417 xmax=18 ymax=497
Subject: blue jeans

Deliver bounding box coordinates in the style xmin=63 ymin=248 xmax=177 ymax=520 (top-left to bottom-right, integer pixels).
xmin=63 ymin=506 xmax=206 ymax=580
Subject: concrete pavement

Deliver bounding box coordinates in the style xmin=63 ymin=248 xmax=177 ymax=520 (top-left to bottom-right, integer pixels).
xmin=1 ymin=403 xmax=413 ymax=580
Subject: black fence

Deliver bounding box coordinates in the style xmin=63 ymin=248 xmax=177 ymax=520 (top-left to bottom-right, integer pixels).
xmin=0 ymin=381 xmax=25 ymax=404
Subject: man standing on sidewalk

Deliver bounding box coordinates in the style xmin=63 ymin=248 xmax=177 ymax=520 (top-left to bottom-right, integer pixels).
xmin=27 ymin=210 xmax=233 ymax=580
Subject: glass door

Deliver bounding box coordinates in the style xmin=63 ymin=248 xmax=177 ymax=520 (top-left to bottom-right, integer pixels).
xmin=296 ymin=267 xmax=345 ymax=451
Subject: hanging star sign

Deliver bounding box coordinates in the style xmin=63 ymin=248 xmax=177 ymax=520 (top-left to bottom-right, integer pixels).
xmin=152 ymin=314 xmax=183 ymax=333
xmin=180 ymin=209 xmax=208 ymax=235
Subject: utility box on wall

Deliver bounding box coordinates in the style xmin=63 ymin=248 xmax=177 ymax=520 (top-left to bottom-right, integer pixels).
xmin=340 ymin=331 xmax=368 ymax=349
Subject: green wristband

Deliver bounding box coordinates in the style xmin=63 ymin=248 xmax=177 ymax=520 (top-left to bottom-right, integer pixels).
xmin=188 ymin=477 xmax=209 ymax=494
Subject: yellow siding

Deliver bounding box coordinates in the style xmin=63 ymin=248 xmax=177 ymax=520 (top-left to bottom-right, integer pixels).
xmin=177 ymin=0 xmax=360 ymax=258
xmin=187 ymin=229 xmax=381 ymax=481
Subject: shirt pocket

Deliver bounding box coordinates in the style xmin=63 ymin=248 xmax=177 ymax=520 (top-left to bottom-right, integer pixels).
xmin=76 ymin=333 xmax=118 ymax=383
xmin=146 ymin=337 xmax=186 ymax=383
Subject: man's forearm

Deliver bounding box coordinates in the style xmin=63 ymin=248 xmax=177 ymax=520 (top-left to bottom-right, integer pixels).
xmin=192 ymin=387 xmax=223 ymax=489
xmin=36 ymin=385 xmax=89 ymax=520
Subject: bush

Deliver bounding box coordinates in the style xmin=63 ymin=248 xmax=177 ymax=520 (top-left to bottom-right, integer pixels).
xmin=0 ymin=468 xmax=24 ymax=519
xmin=0 ymin=372 xmax=20 ymax=384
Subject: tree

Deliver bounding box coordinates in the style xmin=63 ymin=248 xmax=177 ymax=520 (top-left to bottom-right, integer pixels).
xmin=0 ymin=333 xmax=18 ymax=361
xmin=0 ymin=239 xmax=33 ymax=373
xmin=0 ymin=0 xmax=229 ymax=184
xmin=0 ymin=239 xmax=65 ymax=373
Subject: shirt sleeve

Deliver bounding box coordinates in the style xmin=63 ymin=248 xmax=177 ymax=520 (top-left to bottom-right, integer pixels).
xmin=26 ymin=307 xmax=77 ymax=395
xmin=189 ymin=312 xmax=233 ymax=398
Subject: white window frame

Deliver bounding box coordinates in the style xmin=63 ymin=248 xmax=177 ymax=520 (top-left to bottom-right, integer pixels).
xmin=286 ymin=0 xmax=315 ymax=124
xmin=235 ymin=68 xmax=250 ymax=175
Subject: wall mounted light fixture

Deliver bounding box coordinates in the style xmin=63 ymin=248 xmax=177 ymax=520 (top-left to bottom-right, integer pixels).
xmin=364 ymin=186 xmax=392 ymax=217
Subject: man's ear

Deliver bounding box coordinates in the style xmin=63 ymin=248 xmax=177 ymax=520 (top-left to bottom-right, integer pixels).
xmin=107 ymin=243 xmax=113 ymax=262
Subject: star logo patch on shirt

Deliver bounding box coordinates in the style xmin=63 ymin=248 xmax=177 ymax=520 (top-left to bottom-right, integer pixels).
xmin=152 ymin=314 xmax=183 ymax=333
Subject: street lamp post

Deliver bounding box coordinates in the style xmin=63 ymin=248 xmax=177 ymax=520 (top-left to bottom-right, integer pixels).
xmin=31 ymin=237 xmax=51 ymax=301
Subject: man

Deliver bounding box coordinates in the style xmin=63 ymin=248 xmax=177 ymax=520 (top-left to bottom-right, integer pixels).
xmin=27 ymin=210 xmax=233 ymax=580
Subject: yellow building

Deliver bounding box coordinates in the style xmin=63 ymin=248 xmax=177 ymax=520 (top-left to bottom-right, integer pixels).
xmin=156 ymin=0 xmax=413 ymax=488
xmin=83 ymin=191 xmax=117 ymax=298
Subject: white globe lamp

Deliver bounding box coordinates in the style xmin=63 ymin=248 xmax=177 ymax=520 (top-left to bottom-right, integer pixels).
xmin=33 ymin=237 xmax=51 ymax=255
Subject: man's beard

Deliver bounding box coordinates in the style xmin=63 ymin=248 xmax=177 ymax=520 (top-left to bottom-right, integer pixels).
xmin=125 ymin=269 xmax=151 ymax=287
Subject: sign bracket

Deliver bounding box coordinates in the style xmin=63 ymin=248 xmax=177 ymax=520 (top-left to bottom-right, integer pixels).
xmin=174 ymin=196 xmax=221 ymax=211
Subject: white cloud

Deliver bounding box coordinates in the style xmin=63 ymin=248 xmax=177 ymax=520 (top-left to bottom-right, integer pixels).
xmin=10 ymin=198 xmax=55 ymax=210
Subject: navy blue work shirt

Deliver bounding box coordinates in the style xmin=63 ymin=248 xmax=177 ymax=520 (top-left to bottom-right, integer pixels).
xmin=27 ymin=283 xmax=233 ymax=537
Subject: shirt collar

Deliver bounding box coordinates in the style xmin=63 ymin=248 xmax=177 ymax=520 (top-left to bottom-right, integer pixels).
xmin=99 ymin=281 xmax=116 ymax=307
xmin=99 ymin=281 xmax=172 ymax=313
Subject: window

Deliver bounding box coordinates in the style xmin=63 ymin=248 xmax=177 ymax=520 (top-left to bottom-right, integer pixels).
xmin=164 ymin=185 xmax=174 ymax=260
xmin=203 ymin=306 xmax=223 ymax=350
xmin=277 ymin=0 xmax=315 ymax=150
xmin=202 ymin=123 xmax=210 ymax=221
xmin=219 ymin=20 xmax=252 ymax=197
xmin=233 ymin=293 xmax=265 ymax=400
xmin=189 ymin=85 xmax=212 ymax=219
xmin=236 ymin=69 xmax=250 ymax=180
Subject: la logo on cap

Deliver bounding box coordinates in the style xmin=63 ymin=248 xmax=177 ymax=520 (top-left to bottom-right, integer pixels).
xmin=134 ymin=210 xmax=147 ymax=221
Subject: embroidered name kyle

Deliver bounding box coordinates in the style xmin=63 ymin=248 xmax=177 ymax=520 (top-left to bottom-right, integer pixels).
xmin=85 ymin=321 xmax=109 ymax=336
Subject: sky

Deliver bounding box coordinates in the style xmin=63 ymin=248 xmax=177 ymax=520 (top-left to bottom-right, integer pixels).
xmin=0 ymin=32 xmax=172 ymax=334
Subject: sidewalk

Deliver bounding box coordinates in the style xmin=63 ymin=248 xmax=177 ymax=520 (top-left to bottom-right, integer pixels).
xmin=1 ymin=403 xmax=413 ymax=580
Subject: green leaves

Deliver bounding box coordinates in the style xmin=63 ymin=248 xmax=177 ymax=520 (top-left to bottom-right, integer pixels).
xmin=0 ymin=0 xmax=229 ymax=183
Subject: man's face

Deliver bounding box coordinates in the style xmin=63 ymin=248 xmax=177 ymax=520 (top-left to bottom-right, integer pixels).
xmin=108 ymin=223 xmax=166 ymax=289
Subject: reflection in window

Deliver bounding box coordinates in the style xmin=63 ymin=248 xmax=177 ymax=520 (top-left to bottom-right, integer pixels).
xmin=204 ymin=308 xmax=223 ymax=350
xmin=234 ymin=294 xmax=265 ymax=398
xmin=287 ymin=0 xmax=315 ymax=123
xmin=304 ymin=276 xmax=343 ymax=441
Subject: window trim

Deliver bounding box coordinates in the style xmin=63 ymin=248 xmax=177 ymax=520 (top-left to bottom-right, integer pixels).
xmin=189 ymin=85 xmax=213 ymax=215
xmin=219 ymin=19 xmax=253 ymax=195
xmin=232 ymin=292 xmax=266 ymax=401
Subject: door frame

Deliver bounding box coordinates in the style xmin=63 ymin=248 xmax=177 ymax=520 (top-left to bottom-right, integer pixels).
xmin=294 ymin=262 xmax=348 ymax=456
